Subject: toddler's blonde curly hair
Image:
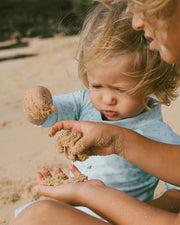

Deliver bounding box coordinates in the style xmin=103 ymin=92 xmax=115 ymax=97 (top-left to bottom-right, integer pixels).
xmin=76 ymin=2 xmax=180 ymax=107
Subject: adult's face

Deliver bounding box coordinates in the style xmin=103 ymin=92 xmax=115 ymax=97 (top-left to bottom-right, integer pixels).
xmin=131 ymin=1 xmax=180 ymax=63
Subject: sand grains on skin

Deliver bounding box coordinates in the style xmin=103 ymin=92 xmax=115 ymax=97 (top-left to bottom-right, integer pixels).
xmin=24 ymin=86 xmax=56 ymax=120
xmin=41 ymin=170 xmax=88 ymax=186
xmin=49 ymin=129 xmax=89 ymax=162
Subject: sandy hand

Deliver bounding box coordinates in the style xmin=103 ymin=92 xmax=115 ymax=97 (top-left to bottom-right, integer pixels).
xmin=35 ymin=165 xmax=104 ymax=205
xmin=24 ymin=85 xmax=56 ymax=120
xmin=40 ymin=166 xmax=88 ymax=186
xmin=49 ymin=129 xmax=89 ymax=162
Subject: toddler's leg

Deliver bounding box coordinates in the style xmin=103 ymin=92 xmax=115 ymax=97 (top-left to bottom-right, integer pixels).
xmin=7 ymin=200 xmax=111 ymax=225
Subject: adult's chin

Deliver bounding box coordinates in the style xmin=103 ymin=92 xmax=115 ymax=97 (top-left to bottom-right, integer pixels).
xmin=159 ymin=44 xmax=180 ymax=64
xmin=160 ymin=51 xmax=180 ymax=64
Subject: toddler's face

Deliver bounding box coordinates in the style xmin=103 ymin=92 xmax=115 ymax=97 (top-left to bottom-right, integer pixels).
xmin=131 ymin=1 xmax=180 ymax=63
xmin=86 ymin=54 xmax=146 ymax=121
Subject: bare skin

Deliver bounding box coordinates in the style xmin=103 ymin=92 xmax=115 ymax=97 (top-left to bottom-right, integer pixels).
xmin=131 ymin=0 xmax=180 ymax=64
xmin=7 ymin=165 xmax=180 ymax=225
xmin=101 ymin=0 xmax=180 ymax=63
xmin=18 ymin=2 xmax=180 ymax=224
xmin=49 ymin=120 xmax=180 ymax=187
xmin=24 ymin=86 xmax=56 ymax=125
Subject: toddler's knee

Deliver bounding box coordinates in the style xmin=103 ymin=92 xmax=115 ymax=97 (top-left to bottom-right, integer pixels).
xmin=26 ymin=200 xmax=62 ymax=215
xmin=7 ymin=200 xmax=68 ymax=225
xmin=14 ymin=200 xmax=63 ymax=224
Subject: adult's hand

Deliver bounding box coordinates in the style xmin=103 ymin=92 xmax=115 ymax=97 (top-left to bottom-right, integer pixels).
xmin=35 ymin=164 xmax=105 ymax=206
xmin=48 ymin=120 xmax=180 ymax=187
xmin=49 ymin=120 xmax=126 ymax=158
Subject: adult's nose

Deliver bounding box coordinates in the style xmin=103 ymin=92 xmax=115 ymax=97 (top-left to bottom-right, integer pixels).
xmin=132 ymin=13 xmax=144 ymax=31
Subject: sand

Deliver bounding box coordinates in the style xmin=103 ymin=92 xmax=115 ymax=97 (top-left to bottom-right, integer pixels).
xmin=0 ymin=35 xmax=180 ymax=225
xmin=41 ymin=170 xmax=88 ymax=186
xmin=50 ymin=129 xmax=89 ymax=162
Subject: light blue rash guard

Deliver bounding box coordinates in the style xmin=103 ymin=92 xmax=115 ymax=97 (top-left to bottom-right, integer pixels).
xmin=15 ymin=89 xmax=180 ymax=218
xmin=41 ymin=89 xmax=180 ymax=201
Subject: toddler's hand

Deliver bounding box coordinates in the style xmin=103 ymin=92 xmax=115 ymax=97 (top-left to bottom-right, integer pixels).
xmin=24 ymin=85 xmax=56 ymax=124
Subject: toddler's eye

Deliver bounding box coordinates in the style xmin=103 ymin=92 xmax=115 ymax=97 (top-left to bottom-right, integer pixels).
xmin=92 ymin=85 xmax=102 ymax=88
xmin=117 ymin=88 xmax=126 ymax=93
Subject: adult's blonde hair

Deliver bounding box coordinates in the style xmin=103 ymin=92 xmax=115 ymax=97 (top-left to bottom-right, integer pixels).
xmin=98 ymin=0 xmax=175 ymax=22
xmin=77 ymin=2 xmax=180 ymax=106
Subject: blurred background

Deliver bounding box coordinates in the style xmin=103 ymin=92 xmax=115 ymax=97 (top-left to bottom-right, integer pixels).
xmin=0 ymin=1 xmax=100 ymax=224
xmin=0 ymin=0 xmax=95 ymax=42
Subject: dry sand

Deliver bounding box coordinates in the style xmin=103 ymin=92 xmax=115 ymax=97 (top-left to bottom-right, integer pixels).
xmin=0 ymin=35 xmax=180 ymax=225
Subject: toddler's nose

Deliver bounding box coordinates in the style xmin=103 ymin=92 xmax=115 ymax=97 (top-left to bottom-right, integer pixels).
xmin=103 ymin=93 xmax=116 ymax=105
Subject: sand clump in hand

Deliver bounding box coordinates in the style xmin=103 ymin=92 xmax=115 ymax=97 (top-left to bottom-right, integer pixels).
xmin=24 ymin=87 xmax=56 ymax=120
xmin=49 ymin=129 xmax=89 ymax=162
xmin=41 ymin=170 xmax=88 ymax=186
xmin=29 ymin=95 xmax=56 ymax=120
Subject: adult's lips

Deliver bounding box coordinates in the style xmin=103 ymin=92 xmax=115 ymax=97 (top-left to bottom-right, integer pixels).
xmin=145 ymin=35 xmax=157 ymax=51
xmin=149 ymin=39 xmax=158 ymax=51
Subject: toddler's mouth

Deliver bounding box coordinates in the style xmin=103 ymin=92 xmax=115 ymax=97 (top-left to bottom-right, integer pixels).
xmin=103 ymin=110 xmax=118 ymax=117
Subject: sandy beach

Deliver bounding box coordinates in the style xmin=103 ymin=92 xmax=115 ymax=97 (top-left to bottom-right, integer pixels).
xmin=0 ymin=35 xmax=180 ymax=224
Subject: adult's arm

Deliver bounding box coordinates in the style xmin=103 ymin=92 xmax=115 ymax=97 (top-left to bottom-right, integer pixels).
xmin=148 ymin=189 xmax=180 ymax=213
xmin=50 ymin=120 xmax=180 ymax=186
xmin=35 ymin=166 xmax=179 ymax=225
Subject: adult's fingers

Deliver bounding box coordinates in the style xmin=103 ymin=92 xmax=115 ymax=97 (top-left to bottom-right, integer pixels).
xmin=36 ymin=172 xmax=43 ymax=184
xmin=41 ymin=168 xmax=52 ymax=177
xmin=55 ymin=136 xmax=65 ymax=153
xmin=36 ymin=168 xmax=52 ymax=184
xmin=53 ymin=166 xmax=63 ymax=173
xmin=50 ymin=104 xmax=56 ymax=113
xmin=49 ymin=120 xmax=112 ymax=155
xmin=69 ymin=164 xmax=81 ymax=176
xmin=49 ymin=120 xmax=83 ymax=137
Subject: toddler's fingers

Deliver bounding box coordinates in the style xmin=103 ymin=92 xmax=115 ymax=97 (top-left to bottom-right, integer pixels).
xmin=24 ymin=86 xmax=55 ymax=119
xmin=24 ymin=94 xmax=39 ymax=114
xmin=50 ymin=105 xmax=56 ymax=113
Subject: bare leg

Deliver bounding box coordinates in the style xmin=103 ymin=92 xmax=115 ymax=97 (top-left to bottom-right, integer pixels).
xmin=7 ymin=200 xmax=111 ymax=225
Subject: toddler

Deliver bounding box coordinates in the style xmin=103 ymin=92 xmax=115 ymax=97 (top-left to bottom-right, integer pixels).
xmin=24 ymin=2 xmax=180 ymax=204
